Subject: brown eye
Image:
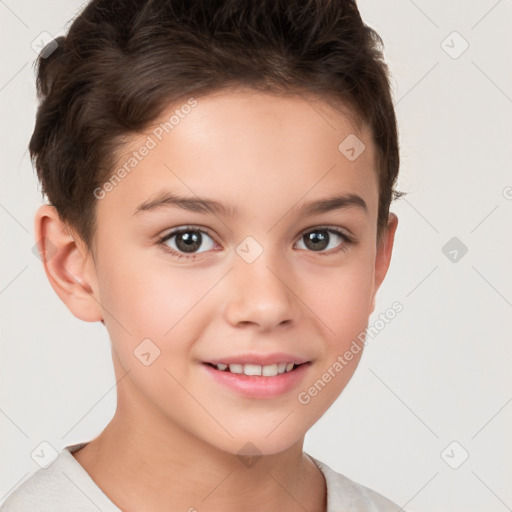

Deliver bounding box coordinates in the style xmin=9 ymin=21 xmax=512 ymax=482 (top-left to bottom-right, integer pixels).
xmin=160 ymin=227 xmax=216 ymax=256
xmin=296 ymin=228 xmax=352 ymax=254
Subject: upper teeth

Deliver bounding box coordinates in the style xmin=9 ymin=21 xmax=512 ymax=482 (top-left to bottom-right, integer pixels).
xmin=215 ymin=362 xmax=296 ymax=376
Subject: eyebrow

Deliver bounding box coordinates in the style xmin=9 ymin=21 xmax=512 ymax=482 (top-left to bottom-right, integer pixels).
xmin=132 ymin=190 xmax=368 ymax=218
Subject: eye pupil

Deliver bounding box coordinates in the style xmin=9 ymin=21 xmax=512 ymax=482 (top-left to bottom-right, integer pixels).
xmin=176 ymin=231 xmax=201 ymax=252
xmin=305 ymin=230 xmax=329 ymax=251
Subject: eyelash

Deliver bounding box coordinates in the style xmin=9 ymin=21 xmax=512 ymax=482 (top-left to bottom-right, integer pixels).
xmin=157 ymin=225 xmax=354 ymax=261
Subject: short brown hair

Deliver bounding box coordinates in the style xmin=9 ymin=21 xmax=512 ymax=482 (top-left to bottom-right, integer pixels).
xmin=30 ymin=0 xmax=404 ymax=252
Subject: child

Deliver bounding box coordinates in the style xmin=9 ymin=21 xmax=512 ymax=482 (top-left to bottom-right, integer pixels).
xmin=2 ymin=0 xmax=405 ymax=510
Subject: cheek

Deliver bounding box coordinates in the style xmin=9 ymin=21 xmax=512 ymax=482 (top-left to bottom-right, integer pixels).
xmin=297 ymin=262 xmax=374 ymax=411
xmin=96 ymin=253 xmax=218 ymax=371
xmin=98 ymin=252 xmax=209 ymax=333
xmin=307 ymin=256 xmax=375 ymax=340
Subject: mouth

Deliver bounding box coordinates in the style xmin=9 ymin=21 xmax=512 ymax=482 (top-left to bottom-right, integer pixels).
xmin=203 ymin=361 xmax=307 ymax=377
xmin=201 ymin=360 xmax=311 ymax=398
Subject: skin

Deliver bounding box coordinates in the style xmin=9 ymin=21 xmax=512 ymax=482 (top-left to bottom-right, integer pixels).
xmin=34 ymin=87 xmax=398 ymax=512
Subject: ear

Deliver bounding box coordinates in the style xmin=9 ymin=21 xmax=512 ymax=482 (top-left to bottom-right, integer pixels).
xmin=33 ymin=204 xmax=103 ymax=323
xmin=369 ymin=213 xmax=398 ymax=315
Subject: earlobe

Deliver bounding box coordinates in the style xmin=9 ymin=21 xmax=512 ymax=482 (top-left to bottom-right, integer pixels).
xmin=369 ymin=213 xmax=399 ymax=314
xmin=33 ymin=204 xmax=103 ymax=323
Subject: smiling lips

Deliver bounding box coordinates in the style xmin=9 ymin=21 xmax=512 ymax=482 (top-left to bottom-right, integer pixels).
xmin=202 ymin=359 xmax=311 ymax=398
xmin=207 ymin=362 xmax=300 ymax=377
xmin=204 ymin=352 xmax=311 ymax=377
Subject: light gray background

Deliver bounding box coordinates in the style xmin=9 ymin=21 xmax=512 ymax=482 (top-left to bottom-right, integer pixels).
xmin=1 ymin=1 xmax=511 ymax=510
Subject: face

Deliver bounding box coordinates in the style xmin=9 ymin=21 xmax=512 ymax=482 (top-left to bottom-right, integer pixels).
xmin=83 ymin=88 xmax=396 ymax=455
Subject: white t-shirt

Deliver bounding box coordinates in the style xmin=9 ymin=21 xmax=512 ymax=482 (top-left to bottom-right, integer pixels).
xmin=1 ymin=443 xmax=402 ymax=511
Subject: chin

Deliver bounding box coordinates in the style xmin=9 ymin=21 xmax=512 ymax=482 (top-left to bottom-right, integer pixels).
xmin=210 ymin=429 xmax=304 ymax=459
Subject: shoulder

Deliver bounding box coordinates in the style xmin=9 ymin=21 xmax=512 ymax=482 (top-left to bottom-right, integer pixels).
xmin=308 ymin=454 xmax=403 ymax=512
xmin=0 ymin=443 xmax=120 ymax=512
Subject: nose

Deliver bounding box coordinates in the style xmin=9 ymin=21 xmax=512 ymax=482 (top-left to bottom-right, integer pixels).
xmin=223 ymin=246 xmax=300 ymax=332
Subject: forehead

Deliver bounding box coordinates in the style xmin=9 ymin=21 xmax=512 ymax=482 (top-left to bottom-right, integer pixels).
xmin=96 ymin=89 xmax=378 ymax=225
